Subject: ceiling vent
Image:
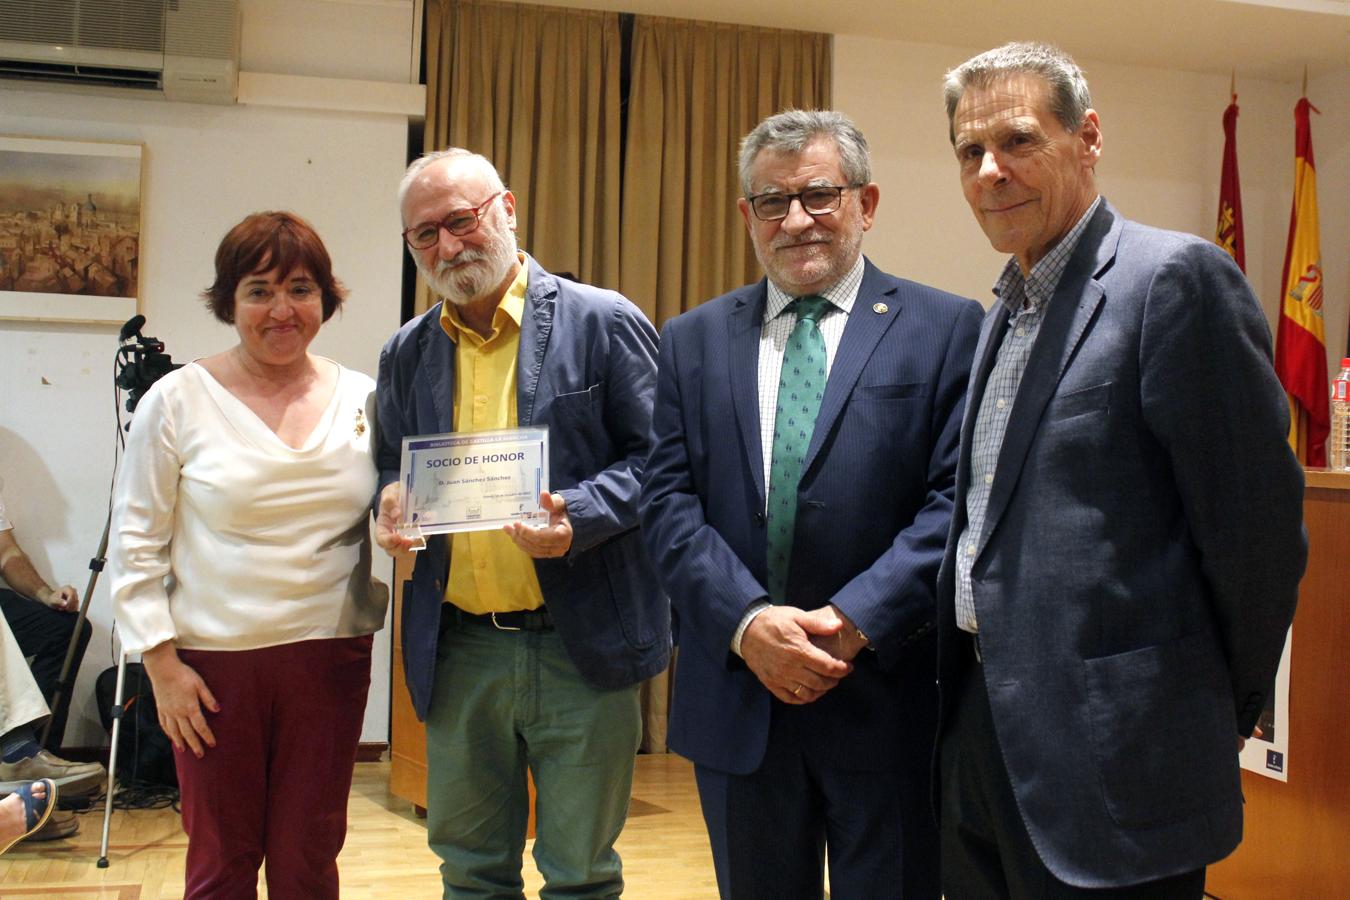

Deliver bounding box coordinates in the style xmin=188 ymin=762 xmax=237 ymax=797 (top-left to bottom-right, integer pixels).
xmin=0 ymin=0 xmax=240 ymax=104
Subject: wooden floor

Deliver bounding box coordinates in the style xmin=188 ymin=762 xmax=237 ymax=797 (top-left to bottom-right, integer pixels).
xmin=0 ymin=753 xmax=718 ymax=899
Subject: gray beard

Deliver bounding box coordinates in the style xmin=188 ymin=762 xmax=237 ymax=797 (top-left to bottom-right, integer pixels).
xmin=416 ymin=243 xmax=517 ymax=307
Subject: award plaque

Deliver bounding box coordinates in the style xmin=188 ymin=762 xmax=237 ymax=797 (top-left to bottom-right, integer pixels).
xmin=397 ymin=427 xmax=549 ymax=549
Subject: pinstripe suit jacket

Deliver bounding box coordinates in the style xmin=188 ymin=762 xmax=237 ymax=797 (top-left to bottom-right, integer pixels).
xmin=642 ymin=257 xmax=982 ymax=775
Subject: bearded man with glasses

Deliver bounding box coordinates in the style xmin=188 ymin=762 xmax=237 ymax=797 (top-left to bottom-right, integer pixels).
xmin=641 ymin=109 xmax=983 ymax=899
xmin=375 ymin=148 xmax=669 ymax=898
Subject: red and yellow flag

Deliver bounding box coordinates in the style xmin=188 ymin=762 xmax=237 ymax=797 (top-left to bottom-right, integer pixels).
xmin=1215 ymin=99 xmax=1245 ymax=272
xmin=1274 ymin=97 xmax=1328 ymax=466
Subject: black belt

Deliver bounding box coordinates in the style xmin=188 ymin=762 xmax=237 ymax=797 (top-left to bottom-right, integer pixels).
xmin=447 ymin=604 xmax=554 ymax=632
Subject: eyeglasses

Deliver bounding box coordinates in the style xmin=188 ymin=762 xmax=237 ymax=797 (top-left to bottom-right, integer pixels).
xmin=745 ymin=184 xmax=861 ymax=222
xmin=402 ymin=191 xmax=505 ymax=249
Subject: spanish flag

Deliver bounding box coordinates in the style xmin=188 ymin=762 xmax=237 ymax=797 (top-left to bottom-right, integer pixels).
xmin=1215 ymin=98 xmax=1245 ymax=272
xmin=1274 ymin=97 xmax=1328 ymax=467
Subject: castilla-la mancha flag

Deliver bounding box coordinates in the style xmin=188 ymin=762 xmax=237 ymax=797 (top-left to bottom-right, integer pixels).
xmin=1215 ymin=99 xmax=1245 ymax=272
xmin=1274 ymin=97 xmax=1328 ymax=466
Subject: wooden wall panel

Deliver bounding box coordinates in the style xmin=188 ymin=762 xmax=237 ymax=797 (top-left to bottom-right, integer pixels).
xmin=1207 ymin=470 xmax=1350 ymax=897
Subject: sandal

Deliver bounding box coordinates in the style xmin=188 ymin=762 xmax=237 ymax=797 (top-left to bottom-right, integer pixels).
xmin=0 ymin=778 xmax=57 ymax=856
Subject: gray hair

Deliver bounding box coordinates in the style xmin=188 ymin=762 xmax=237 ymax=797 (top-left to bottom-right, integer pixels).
xmin=942 ymin=42 xmax=1092 ymax=144
xmin=738 ymin=109 xmax=871 ymax=196
xmin=397 ymin=148 xmax=507 ymax=215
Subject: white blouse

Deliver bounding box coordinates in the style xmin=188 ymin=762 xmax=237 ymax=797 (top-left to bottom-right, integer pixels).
xmin=108 ymin=359 xmax=385 ymax=653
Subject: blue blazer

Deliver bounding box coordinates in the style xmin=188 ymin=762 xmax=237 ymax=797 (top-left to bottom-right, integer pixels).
xmin=935 ymin=201 xmax=1307 ymax=888
xmin=375 ymin=256 xmax=671 ymax=718
xmin=642 ymin=258 xmax=983 ymax=775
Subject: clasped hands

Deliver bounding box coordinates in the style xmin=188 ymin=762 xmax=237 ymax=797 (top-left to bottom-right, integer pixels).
xmin=374 ymin=483 xmax=573 ymax=559
xmin=740 ymin=604 xmax=869 ymax=705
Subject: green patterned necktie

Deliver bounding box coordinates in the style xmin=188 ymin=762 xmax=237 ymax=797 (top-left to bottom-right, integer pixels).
xmin=765 ymin=294 xmax=832 ymax=602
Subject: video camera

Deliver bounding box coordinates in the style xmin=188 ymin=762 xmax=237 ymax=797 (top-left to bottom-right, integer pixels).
xmin=115 ymin=314 xmax=181 ymax=413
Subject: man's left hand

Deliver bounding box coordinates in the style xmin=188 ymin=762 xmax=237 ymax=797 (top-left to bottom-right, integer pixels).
xmin=38 ymin=584 xmax=78 ymax=613
xmin=808 ymin=604 xmax=869 ymax=662
xmin=504 ymin=491 xmax=573 ymax=558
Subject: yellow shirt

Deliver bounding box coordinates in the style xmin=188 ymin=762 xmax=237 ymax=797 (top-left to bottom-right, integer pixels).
xmin=440 ymin=258 xmax=545 ymax=614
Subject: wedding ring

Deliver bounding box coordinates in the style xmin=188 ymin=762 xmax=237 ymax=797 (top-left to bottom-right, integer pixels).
xmin=792 ymin=684 xmax=803 ymax=697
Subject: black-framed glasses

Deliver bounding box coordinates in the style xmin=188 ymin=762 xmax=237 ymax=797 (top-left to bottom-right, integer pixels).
xmin=745 ymin=184 xmax=861 ymax=222
xmin=402 ymin=191 xmax=505 ymax=249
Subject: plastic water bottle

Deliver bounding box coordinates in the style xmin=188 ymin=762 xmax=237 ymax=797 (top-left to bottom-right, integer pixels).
xmin=1331 ymin=358 xmax=1350 ymax=471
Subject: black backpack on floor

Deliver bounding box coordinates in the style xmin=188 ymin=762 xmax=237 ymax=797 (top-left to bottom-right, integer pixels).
xmin=94 ymin=663 xmax=178 ymax=789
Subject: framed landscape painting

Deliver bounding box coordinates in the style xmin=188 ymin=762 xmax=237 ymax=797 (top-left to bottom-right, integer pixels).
xmin=0 ymin=136 xmax=144 ymax=324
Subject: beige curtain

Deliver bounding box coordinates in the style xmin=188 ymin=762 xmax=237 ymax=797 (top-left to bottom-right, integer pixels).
xmin=423 ymin=0 xmax=623 ymax=305
xmin=620 ymin=17 xmax=832 ymax=327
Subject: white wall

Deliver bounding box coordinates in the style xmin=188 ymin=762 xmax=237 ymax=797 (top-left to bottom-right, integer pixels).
xmin=834 ymin=35 xmax=1349 ymax=384
xmin=0 ymin=90 xmax=409 ymax=748
xmin=239 ymin=0 xmax=419 ymax=83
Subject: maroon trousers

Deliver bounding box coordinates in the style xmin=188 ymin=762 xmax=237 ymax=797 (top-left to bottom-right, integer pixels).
xmin=174 ymin=635 xmax=373 ymax=900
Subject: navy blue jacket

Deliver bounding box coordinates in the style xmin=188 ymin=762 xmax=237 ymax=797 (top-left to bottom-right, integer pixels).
xmin=642 ymin=258 xmax=982 ymax=775
xmin=376 ymin=256 xmax=670 ymax=718
xmin=936 ymin=202 xmax=1306 ymax=887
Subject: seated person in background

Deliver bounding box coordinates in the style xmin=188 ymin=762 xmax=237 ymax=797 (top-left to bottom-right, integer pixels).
xmin=0 ymin=481 xmax=104 ymax=797
xmin=0 ymin=600 xmax=104 ymax=796
xmin=0 ymin=477 xmax=93 ymax=752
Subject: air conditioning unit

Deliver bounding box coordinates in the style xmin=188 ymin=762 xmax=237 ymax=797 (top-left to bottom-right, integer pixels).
xmin=0 ymin=0 xmax=240 ymax=104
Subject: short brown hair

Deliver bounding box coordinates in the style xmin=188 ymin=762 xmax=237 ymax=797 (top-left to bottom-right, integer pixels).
xmin=201 ymin=211 xmax=347 ymax=324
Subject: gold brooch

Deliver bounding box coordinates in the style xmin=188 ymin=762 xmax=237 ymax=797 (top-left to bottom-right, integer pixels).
xmin=354 ymin=408 xmax=367 ymax=437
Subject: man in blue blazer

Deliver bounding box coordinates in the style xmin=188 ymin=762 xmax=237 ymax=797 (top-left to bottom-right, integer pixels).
xmin=642 ymin=110 xmax=983 ymax=899
xmin=936 ymin=43 xmax=1307 ymax=898
xmin=374 ymin=149 xmax=669 ymax=897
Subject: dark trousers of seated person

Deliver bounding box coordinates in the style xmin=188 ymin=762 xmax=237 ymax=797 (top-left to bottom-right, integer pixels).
xmin=938 ymin=663 xmax=1205 ymax=900
xmin=0 ymin=588 xmax=91 ymax=750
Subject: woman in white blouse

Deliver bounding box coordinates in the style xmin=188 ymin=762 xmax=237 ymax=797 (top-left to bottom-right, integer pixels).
xmin=108 ymin=212 xmax=385 ymax=900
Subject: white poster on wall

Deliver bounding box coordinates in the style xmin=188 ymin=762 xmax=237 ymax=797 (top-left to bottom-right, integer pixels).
xmin=1240 ymin=627 xmax=1291 ymax=782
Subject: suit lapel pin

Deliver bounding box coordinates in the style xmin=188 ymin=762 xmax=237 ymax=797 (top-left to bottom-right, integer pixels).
xmin=872 ymin=302 xmax=889 ymax=314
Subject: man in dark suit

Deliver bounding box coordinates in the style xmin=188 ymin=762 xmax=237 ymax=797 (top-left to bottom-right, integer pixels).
xmin=936 ymin=42 xmax=1307 ymax=898
xmin=374 ymin=148 xmax=669 ymax=897
xmin=641 ymin=110 xmax=983 ymax=899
